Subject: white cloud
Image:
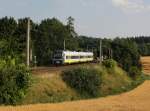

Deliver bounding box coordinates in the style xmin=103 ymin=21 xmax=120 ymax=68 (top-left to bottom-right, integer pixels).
xmin=112 ymin=0 xmax=150 ymax=12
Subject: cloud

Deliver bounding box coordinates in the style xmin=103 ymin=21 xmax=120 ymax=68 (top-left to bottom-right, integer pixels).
xmin=112 ymin=0 xmax=150 ymax=12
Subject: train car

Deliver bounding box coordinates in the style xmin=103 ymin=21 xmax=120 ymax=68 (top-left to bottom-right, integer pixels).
xmin=52 ymin=50 xmax=94 ymax=65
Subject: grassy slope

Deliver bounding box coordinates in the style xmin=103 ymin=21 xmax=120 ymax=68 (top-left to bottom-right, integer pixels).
xmin=22 ymin=74 xmax=81 ymax=104
xmin=94 ymin=65 xmax=132 ymax=96
xmin=22 ymin=65 xmax=136 ymax=104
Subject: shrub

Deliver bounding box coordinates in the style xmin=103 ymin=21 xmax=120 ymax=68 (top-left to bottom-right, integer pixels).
xmin=62 ymin=67 xmax=102 ymax=97
xmin=0 ymin=59 xmax=31 ymax=105
xmin=128 ymin=66 xmax=141 ymax=79
xmin=102 ymin=59 xmax=117 ymax=68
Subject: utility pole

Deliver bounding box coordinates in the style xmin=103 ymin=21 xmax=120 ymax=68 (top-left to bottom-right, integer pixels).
xmin=27 ymin=18 xmax=30 ymax=67
xmin=99 ymin=39 xmax=102 ymax=63
xmin=64 ymin=39 xmax=66 ymax=50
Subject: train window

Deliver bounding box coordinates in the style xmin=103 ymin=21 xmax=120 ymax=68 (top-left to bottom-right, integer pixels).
xmin=54 ymin=54 xmax=62 ymax=59
xmin=71 ymin=56 xmax=79 ymax=59
xmin=66 ymin=56 xmax=71 ymax=59
xmin=84 ymin=56 xmax=88 ymax=58
xmin=80 ymin=56 xmax=93 ymax=59
xmin=53 ymin=51 xmax=62 ymax=59
xmin=80 ymin=56 xmax=85 ymax=58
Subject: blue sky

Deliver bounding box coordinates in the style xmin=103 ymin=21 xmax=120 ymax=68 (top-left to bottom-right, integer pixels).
xmin=0 ymin=0 xmax=150 ymax=38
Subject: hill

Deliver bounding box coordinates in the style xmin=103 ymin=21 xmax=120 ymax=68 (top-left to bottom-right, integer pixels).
xmin=21 ymin=63 xmax=133 ymax=104
xmin=1 ymin=57 xmax=150 ymax=111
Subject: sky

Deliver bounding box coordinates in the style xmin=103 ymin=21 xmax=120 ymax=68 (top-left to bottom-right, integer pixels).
xmin=0 ymin=0 xmax=150 ymax=38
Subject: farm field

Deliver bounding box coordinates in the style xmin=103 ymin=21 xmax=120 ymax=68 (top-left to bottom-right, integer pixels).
xmin=0 ymin=57 xmax=150 ymax=111
xmin=141 ymin=56 xmax=150 ymax=75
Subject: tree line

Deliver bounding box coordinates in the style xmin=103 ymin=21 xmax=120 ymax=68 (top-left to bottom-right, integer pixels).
xmin=0 ymin=16 xmax=148 ymax=72
xmin=130 ymin=37 xmax=150 ymax=56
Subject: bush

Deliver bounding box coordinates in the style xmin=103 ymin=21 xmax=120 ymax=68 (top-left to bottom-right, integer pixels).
xmin=62 ymin=67 xmax=102 ymax=97
xmin=102 ymin=59 xmax=117 ymax=68
xmin=128 ymin=66 xmax=141 ymax=79
xmin=0 ymin=59 xmax=31 ymax=105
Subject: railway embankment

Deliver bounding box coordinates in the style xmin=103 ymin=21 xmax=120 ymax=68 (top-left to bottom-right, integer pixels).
xmin=21 ymin=60 xmax=146 ymax=104
xmin=1 ymin=58 xmax=150 ymax=111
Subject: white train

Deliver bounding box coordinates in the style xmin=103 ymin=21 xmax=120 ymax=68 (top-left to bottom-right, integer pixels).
xmin=52 ymin=50 xmax=94 ymax=64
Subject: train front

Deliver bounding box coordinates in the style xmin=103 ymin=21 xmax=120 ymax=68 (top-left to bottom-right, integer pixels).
xmin=52 ymin=50 xmax=64 ymax=65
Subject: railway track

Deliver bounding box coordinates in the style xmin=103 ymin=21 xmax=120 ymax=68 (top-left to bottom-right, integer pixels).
xmin=31 ymin=62 xmax=98 ymax=77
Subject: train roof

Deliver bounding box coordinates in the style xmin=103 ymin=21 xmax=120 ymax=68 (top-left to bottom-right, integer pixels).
xmin=63 ymin=50 xmax=93 ymax=55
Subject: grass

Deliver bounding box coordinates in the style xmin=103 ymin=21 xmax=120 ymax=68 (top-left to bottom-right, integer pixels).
xmin=20 ymin=63 xmax=148 ymax=105
xmin=21 ymin=74 xmax=81 ymax=104
xmin=92 ymin=65 xmax=134 ymax=96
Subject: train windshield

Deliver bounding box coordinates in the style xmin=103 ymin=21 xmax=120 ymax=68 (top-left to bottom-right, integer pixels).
xmin=53 ymin=51 xmax=63 ymax=59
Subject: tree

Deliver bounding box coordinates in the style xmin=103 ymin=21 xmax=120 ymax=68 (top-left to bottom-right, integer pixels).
xmin=0 ymin=17 xmax=18 ymax=57
xmin=0 ymin=17 xmax=17 ymax=39
xmin=67 ymin=16 xmax=77 ymax=38
xmin=34 ymin=18 xmax=79 ymax=65
xmin=111 ymin=38 xmax=141 ymax=72
xmin=0 ymin=59 xmax=31 ymax=105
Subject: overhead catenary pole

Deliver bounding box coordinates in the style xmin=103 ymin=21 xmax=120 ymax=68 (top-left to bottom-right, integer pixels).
xmin=27 ymin=18 xmax=30 ymax=67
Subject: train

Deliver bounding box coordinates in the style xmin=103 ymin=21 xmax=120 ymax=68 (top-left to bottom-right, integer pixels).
xmin=52 ymin=50 xmax=94 ymax=65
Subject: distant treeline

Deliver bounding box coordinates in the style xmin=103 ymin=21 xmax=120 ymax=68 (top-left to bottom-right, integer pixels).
xmin=0 ymin=16 xmax=149 ymax=72
xmin=130 ymin=37 xmax=150 ymax=56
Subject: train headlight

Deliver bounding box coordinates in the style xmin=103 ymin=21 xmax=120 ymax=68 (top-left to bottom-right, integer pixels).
xmin=56 ymin=61 xmax=60 ymax=64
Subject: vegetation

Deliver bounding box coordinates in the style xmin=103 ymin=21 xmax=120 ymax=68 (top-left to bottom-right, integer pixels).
xmin=0 ymin=58 xmax=31 ymax=105
xmin=102 ymin=59 xmax=117 ymax=68
xmin=34 ymin=17 xmax=78 ymax=65
xmin=62 ymin=67 xmax=102 ymax=97
xmin=0 ymin=16 xmax=143 ymax=72
xmin=111 ymin=38 xmax=141 ymax=72
xmin=21 ymin=60 xmax=147 ymax=104
xmin=128 ymin=66 xmax=141 ymax=79
xmin=22 ymin=74 xmax=81 ymax=104
xmin=130 ymin=37 xmax=150 ymax=56
xmin=0 ymin=16 xmax=149 ymax=105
